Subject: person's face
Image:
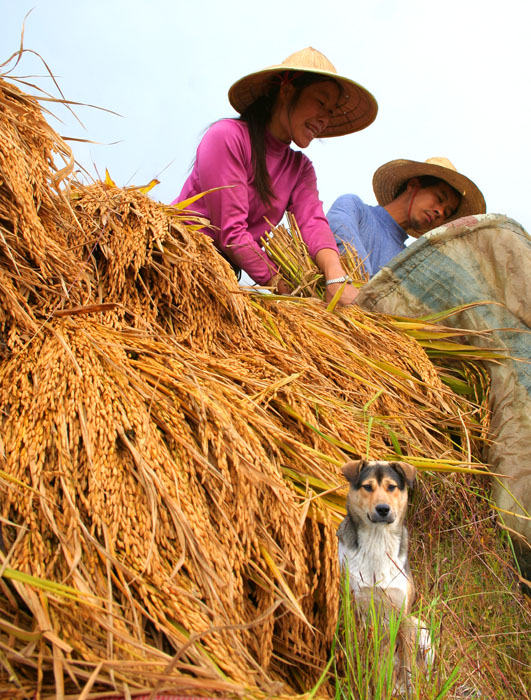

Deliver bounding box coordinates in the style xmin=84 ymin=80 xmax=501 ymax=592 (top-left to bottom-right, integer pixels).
xmin=407 ymin=179 xmax=460 ymax=235
xmin=272 ymin=80 xmax=341 ymax=148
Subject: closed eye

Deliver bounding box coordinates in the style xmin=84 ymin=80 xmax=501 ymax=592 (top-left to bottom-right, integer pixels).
xmin=317 ymin=98 xmax=336 ymax=117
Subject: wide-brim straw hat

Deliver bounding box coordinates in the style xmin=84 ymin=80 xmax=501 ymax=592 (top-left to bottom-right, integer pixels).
xmin=228 ymin=47 xmax=378 ymax=137
xmin=372 ymin=157 xmax=486 ymax=224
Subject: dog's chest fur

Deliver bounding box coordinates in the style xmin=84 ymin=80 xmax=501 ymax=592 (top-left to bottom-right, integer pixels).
xmin=338 ymin=515 xmax=410 ymax=596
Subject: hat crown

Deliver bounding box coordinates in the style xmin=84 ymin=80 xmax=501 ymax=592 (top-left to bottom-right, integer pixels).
xmin=278 ymin=47 xmax=338 ymax=75
xmin=425 ymin=157 xmax=456 ymax=172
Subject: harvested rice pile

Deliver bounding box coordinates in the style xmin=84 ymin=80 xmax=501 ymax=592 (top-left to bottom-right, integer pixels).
xmin=0 ymin=74 xmax=527 ymax=700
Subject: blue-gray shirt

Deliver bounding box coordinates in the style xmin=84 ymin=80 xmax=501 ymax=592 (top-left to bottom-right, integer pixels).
xmin=327 ymin=194 xmax=408 ymax=277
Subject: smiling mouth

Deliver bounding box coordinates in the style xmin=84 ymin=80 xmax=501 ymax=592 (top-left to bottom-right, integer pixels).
xmin=305 ymin=122 xmax=320 ymax=137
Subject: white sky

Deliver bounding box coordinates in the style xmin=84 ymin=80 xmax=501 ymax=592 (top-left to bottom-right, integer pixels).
xmin=2 ymin=0 xmax=530 ymax=236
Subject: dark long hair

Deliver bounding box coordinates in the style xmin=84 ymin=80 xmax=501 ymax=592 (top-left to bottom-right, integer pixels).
xmin=239 ymin=72 xmax=341 ymax=206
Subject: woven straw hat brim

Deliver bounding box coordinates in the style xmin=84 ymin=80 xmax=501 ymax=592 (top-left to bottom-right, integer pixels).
xmin=228 ymin=65 xmax=378 ymax=137
xmin=372 ymin=159 xmax=486 ymax=223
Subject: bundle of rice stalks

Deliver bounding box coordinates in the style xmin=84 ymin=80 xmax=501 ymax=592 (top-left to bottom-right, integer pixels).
xmin=0 ymin=304 xmax=488 ymax=696
xmin=262 ymin=212 xmax=369 ymax=299
xmin=0 ymin=76 xmax=89 ymax=355
xmin=68 ymin=176 xmax=263 ymax=354
xmin=264 ymin=216 xmax=502 ymax=399
xmin=0 ymin=61 xmax=528 ymax=700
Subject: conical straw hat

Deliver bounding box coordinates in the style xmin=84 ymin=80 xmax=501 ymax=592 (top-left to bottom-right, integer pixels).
xmin=372 ymin=157 xmax=486 ymax=222
xmin=228 ymin=47 xmax=378 ymax=137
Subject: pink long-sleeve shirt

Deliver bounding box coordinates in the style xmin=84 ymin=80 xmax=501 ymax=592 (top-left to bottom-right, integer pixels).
xmin=174 ymin=118 xmax=339 ymax=284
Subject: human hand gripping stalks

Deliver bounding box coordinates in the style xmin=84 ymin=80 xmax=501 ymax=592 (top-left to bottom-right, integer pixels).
xmin=261 ymin=212 xmax=369 ymax=300
xmin=336 ymin=459 xmax=434 ymax=696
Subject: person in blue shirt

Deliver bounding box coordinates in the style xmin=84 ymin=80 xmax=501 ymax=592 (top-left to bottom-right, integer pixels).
xmin=327 ymin=157 xmax=486 ymax=277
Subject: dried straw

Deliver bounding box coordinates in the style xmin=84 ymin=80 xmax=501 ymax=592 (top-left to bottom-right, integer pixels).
xmin=0 ymin=78 xmax=89 ymax=354
xmin=0 ymin=70 xmax=527 ymax=700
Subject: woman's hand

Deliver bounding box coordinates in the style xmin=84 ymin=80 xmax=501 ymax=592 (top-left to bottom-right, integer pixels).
xmin=324 ymin=280 xmax=359 ymax=305
xmin=315 ymin=248 xmax=358 ymax=306
xmin=268 ymin=273 xmax=292 ymax=296
xmin=268 ymin=249 xmax=359 ymax=305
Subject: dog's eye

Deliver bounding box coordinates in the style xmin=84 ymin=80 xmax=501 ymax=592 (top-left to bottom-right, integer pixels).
xmin=362 ymin=484 xmax=372 ymax=492
xmin=387 ymin=485 xmax=397 ymax=492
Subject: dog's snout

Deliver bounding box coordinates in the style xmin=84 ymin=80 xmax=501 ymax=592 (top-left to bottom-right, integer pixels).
xmin=376 ymin=503 xmax=390 ymax=517
xmin=368 ymin=502 xmax=394 ymax=523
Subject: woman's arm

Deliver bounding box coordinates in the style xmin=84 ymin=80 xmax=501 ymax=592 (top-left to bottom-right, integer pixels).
xmin=267 ymin=246 xmax=357 ymax=303
xmin=315 ymin=248 xmax=358 ymax=305
xmin=286 ymin=156 xmax=357 ymax=304
xmin=194 ymin=121 xmax=278 ymax=284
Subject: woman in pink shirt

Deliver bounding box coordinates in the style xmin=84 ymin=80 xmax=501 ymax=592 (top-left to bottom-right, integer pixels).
xmin=175 ymin=47 xmax=377 ymax=305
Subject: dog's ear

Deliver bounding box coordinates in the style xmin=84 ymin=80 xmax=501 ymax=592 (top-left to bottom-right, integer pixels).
xmin=341 ymin=459 xmax=365 ymax=485
xmin=391 ymin=461 xmax=416 ymax=488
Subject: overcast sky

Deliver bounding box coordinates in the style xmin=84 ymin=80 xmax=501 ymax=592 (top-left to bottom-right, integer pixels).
xmin=2 ymin=0 xmax=530 ymax=236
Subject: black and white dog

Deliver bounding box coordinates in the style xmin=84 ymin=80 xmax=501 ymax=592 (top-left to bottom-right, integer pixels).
xmin=337 ymin=459 xmax=433 ymax=682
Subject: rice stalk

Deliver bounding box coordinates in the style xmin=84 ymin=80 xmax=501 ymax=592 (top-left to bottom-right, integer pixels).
xmin=262 ymin=212 xmax=368 ymax=300
xmin=0 ymin=63 xmax=527 ymax=699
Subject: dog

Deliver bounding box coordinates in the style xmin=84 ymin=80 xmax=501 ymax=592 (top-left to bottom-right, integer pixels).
xmin=336 ymin=459 xmax=433 ymax=688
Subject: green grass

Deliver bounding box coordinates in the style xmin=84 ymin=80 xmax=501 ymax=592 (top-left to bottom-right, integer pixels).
xmin=330 ymin=570 xmax=460 ymax=700
xmin=307 ymin=471 xmax=530 ymax=700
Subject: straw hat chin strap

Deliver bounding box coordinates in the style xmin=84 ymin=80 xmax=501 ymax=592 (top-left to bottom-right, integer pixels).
xmin=407 ymin=184 xmax=422 ymax=235
xmin=272 ymin=84 xmax=296 ymax=144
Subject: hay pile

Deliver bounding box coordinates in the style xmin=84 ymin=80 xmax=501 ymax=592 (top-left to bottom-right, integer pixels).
xmin=0 ymin=75 xmax=526 ymax=700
